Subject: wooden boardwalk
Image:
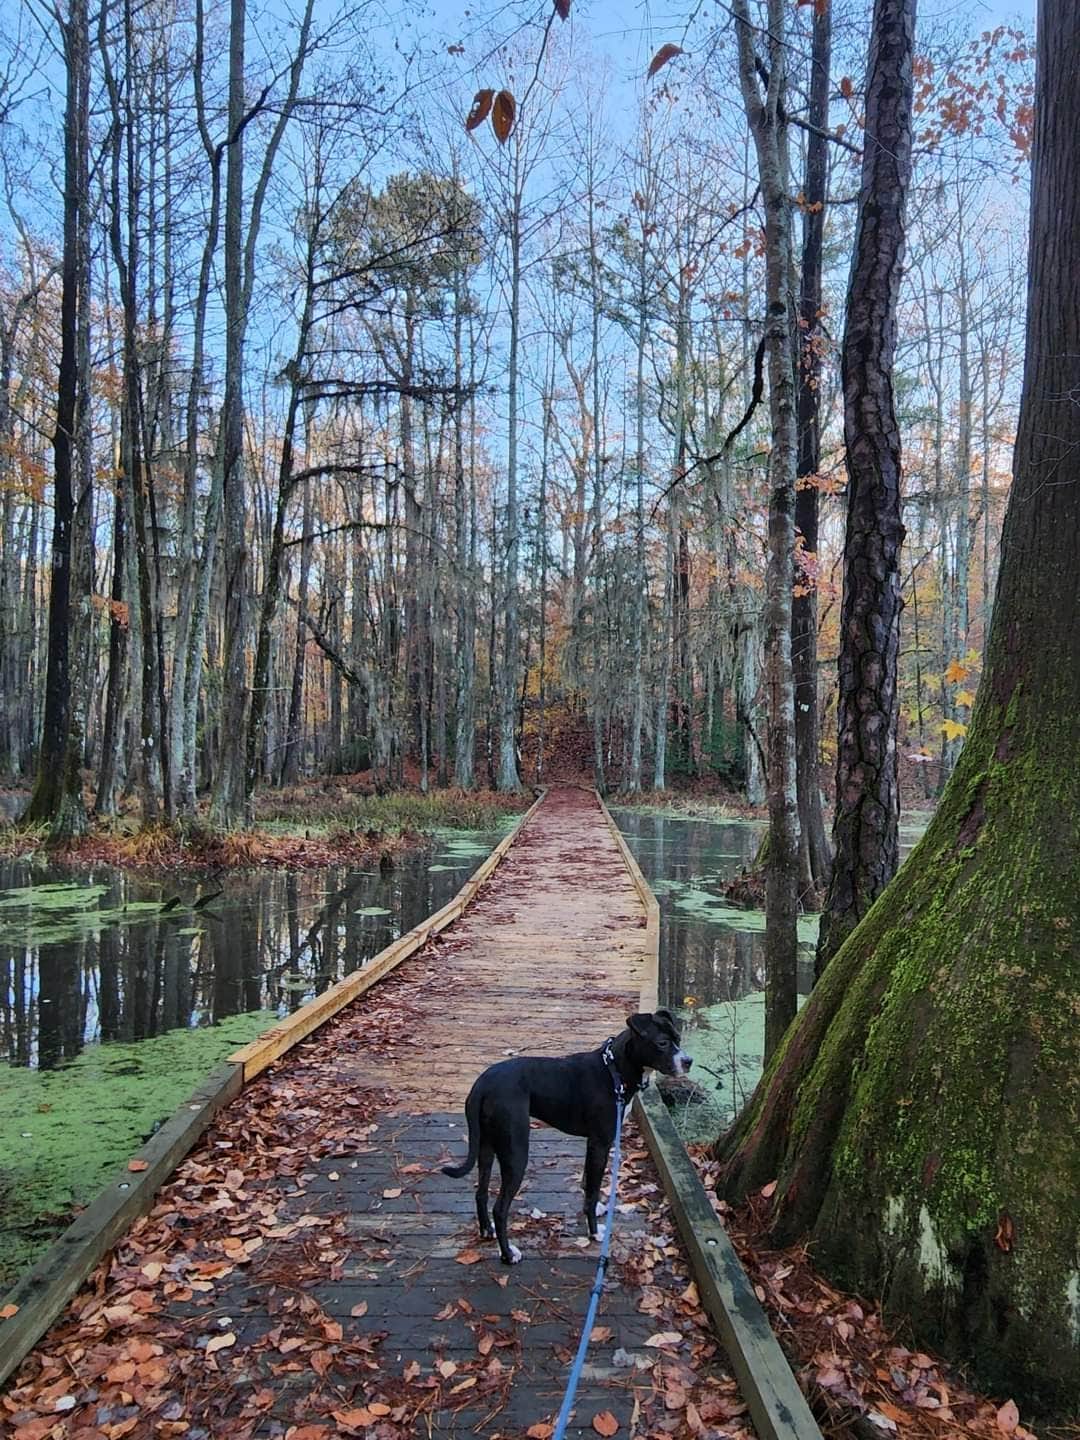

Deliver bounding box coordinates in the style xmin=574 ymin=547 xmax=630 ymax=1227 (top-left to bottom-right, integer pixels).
xmin=2 ymin=789 xmax=750 ymax=1440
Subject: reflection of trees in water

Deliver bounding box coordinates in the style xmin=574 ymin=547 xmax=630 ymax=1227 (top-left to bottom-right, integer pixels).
xmin=0 ymin=839 xmax=497 ymax=1068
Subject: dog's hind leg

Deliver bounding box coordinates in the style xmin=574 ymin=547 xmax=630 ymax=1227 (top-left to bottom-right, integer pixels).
xmin=492 ymin=1145 xmax=528 ymax=1265
xmin=582 ymin=1138 xmax=611 ymax=1241
xmin=475 ymin=1143 xmax=496 ymax=1239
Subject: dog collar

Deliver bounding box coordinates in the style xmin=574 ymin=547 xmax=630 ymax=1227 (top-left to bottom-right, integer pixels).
xmin=602 ymin=1037 xmax=648 ymax=1103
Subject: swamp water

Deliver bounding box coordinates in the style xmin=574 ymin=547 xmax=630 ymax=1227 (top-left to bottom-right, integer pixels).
xmin=0 ymin=823 xmax=510 ymax=1286
xmin=610 ymin=807 xmax=932 ymax=1145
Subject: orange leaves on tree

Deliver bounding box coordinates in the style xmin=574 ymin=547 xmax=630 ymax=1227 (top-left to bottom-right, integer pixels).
xmin=839 ymin=76 xmax=854 ymax=99
xmin=553 ymin=0 xmax=571 ymax=18
xmin=466 ymin=88 xmax=515 ymax=143
xmin=647 ymin=44 xmax=683 ymax=80
xmin=943 ymin=657 xmax=969 ymax=684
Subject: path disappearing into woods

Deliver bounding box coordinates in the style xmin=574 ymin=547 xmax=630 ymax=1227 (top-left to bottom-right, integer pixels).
xmin=5 ymin=789 xmax=750 ymax=1440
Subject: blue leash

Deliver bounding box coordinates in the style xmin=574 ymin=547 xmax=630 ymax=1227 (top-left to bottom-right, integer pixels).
xmin=550 ymin=1044 xmax=633 ymax=1440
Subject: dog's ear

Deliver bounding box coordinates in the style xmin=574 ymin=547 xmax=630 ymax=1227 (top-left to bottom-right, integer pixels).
xmin=626 ymin=1013 xmax=650 ymax=1036
xmin=653 ymin=1007 xmax=677 ymax=1028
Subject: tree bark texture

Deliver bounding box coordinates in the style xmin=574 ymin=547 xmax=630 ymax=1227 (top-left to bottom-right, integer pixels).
xmin=732 ymin=0 xmax=800 ymax=1061
xmin=816 ymin=0 xmax=915 ymax=972
xmin=716 ymin=1 xmax=1080 ymax=1412
xmin=793 ymin=0 xmax=832 ymax=899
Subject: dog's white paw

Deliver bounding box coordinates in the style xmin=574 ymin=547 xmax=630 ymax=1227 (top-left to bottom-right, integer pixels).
xmin=504 ymin=1243 xmax=522 ymax=1265
xmin=594 ymin=1223 xmax=607 ymax=1242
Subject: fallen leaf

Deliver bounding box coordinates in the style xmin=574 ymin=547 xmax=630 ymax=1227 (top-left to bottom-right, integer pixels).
xmin=455 ymin=1249 xmax=482 ymax=1265
xmin=592 ymin=1412 xmax=619 ymax=1436
xmin=206 ymin=1332 xmax=236 ymax=1354
xmin=127 ymin=1159 xmax=150 ymax=1172
xmin=332 ymin=1410 xmax=376 ymax=1431
xmin=350 ymin=1301 xmax=369 ymax=1317
xmin=382 ymin=1187 xmax=402 ymax=1199
xmin=527 ymin=1425 xmax=554 ymax=1439
xmin=367 ymin=1403 xmax=392 ymax=1417
xmin=997 ymin=1401 xmax=1020 ymax=1434
xmin=760 ymin=1179 xmax=778 ymax=1198
xmin=450 ymin=1377 xmax=477 ymax=1394
xmin=0 ymin=1303 xmax=18 ymax=1319
xmin=590 ymin=1325 xmax=613 ymax=1343
xmin=644 ymin=1330 xmax=682 ymax=1348
xmin=438 ymin=1360 xmax=458 ymax=1378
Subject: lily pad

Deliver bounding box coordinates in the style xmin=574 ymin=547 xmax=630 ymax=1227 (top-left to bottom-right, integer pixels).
xmin=353 ymin=906 xmax=392 ymax=917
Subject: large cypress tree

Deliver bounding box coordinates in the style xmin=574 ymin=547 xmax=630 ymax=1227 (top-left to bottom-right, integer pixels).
xmin=716 ymin=0 xmax=1080 ymax=1414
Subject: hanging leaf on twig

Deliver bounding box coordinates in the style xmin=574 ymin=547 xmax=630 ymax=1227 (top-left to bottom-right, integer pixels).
xmin=554 ymin=0 xmax=571 ymax=18
xmin=492 ymin=90 xmax=516 ymax=143
xmin=647 ymin=44 xmax=683 ymax=79
xmin=465 ymin=89 xmax=494 ymax=131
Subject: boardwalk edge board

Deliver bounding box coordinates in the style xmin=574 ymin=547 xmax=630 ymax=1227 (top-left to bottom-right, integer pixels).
xmin=0 ymin=793 xmax=544 ymax=1391
xmin=0 ymin=1061 xmax=243 ymax=1389
xmin=596 ymin=793 xmax=660 ymax=1012
xmin=600 ymin=792 xmax=822 ymax=1440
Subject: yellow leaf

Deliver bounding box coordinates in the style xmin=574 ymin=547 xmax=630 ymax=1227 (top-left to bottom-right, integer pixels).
xmin=955 ymin=689 xmax=976 ymax=707
xmin=942 ymin=719 xmax=968 ymax=741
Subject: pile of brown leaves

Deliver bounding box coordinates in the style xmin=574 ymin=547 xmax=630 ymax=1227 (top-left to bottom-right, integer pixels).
xmin=56 ymin=825 xmax=418 ymax=873
xmin=689 ymin=1150 xmax=1044 ymax=1440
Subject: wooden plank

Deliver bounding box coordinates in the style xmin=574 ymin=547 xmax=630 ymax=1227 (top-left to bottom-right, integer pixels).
xmin=0 ymin=1060 xmax=242 ymax=1390
xmin=230 ymin=789 xmax=548 ymax=1080
xmin=634 ymin=1087 xmax=822 ymax=1440
xmin=597 ymin=793 xmax=659 ymax=1010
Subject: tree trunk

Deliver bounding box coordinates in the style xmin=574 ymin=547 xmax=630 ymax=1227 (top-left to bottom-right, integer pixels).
xmin=23 ymin=0 xmax=90 ymax=834
xmin=732 ymin=0 xmax=800 ymax=1061
xmin=716 ymin=1 xmax=1080 ymax=1413
xmin=815 ymin=0 xmax=915 ymax=973
xmin=793 ymin=0 xmax=832 ymax=899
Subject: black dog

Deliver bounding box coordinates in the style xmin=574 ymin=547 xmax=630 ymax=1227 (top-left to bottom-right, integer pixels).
xmin=442 ymin=1009 xmax=691 ymax=1265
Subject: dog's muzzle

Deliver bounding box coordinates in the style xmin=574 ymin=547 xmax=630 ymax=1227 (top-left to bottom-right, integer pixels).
xmin=672 ymin=1049 xmax=692 ymax=1076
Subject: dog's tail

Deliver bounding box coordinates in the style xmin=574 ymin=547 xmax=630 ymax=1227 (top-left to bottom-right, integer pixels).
xmin=441 ymin=1088 xmax=481 ymax=1178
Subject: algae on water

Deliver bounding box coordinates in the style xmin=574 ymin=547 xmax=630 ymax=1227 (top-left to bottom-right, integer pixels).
xmin=0 ymin=1011 xmax=273 ymax=1289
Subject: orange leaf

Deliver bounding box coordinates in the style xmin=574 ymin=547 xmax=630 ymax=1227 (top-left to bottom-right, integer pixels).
xmin=455 ymin=1248 xmax=483 ymax=1265
xmin=840 ymin=76 xmax=854 ymax=98
xmin=527 ymin=1426 xmax=554 ymax=1440
xmin=351 ymin=1301 xmax=369 ymax=1317
xmin=760 ymin=1180 xmax=778 ymax=1198
xmin=466 ymin=90 xmax=494 ymax=131
xmin=0 ymin=1302 xmax=19 ymax=1319
xmin=647 ymin=43 xmax=683 ymax=79
xmin=332 ymin=1410 xmax=376 ymax=1432
xmin=553 ymin=0 xmax=570 ymax=16
xmin=382 ymin=1187 xmax=403 ymax=1199
xmin=944 ymin=657 xmax=969 ymax=683
xmin=492 ymin=90 xmax=515 ymax=144
xmin=127 ymin=1159 xmax=149 ymax=1172
xmin=592 ymin=1413 xmax=619 ymax=1436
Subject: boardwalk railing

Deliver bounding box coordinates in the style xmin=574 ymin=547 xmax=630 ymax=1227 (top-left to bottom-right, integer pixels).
xmin=0 ymin=791 xmax=545 ymax=1389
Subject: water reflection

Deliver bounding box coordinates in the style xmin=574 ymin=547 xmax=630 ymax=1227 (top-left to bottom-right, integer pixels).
xmin=0 ymin=829 xmax=505 ymax=1072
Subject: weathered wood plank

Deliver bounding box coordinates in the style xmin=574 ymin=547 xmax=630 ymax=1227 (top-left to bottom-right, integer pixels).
xmin=634 ymin=1087 xmax=822 ymax=1440
xmin=0 ymin=1061 xmax=242 ymax=1389
xmin=597 ymin=793 xmax=659 ymax=1010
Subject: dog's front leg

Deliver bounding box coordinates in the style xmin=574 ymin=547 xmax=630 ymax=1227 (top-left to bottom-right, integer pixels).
xmin=582 ymin=1138 xmax=611 ymax=1240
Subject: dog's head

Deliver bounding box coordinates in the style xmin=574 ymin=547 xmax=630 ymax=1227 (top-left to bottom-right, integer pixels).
xmin=624 ymin=1008 xmax=692 ymax=1077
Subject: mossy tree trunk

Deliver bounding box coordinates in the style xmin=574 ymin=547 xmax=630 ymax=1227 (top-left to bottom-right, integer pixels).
xmin=716 ymin=2 xmax=1080 ymax=1414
